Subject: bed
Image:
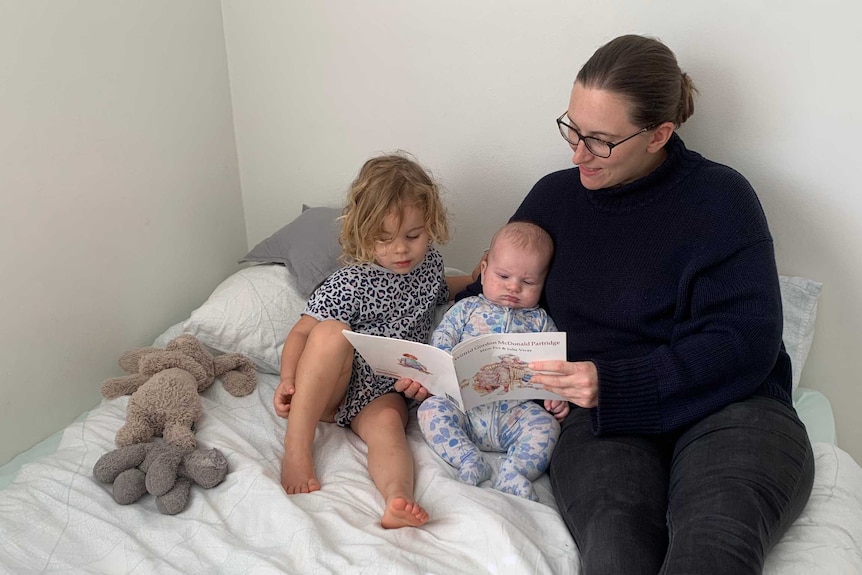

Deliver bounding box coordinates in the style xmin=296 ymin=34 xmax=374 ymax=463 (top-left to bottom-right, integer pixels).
xmin=2 ymin=208 xmax=861 ymax=574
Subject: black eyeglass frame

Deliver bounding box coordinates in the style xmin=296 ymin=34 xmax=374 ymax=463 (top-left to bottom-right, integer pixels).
xmin=556 ymin=112 xmax=659 ymax=158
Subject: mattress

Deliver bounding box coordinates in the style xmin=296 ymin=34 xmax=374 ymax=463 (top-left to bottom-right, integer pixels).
xmin=0 ymin=370 xmax=860 ymax=574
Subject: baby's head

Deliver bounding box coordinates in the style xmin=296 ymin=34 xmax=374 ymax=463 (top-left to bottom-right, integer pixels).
xmin=339 ymin=152 xmax=449 ymax=274
xmin=481 ymin=221 xmax=553 ymax=309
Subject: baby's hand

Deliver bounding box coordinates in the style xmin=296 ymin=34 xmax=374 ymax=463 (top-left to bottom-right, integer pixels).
xmin=544 ymin=399 xmax=570 ymax=421
xmin=395 ymin=377 xmax=432 ymax=402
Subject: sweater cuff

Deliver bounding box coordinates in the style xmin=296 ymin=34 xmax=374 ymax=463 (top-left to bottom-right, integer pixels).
xmin=591 ymin=357 xmax=662 ymax=435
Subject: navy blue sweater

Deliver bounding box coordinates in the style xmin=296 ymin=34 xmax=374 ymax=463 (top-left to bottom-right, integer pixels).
xmin=466 ymin=134 xmax=792 ymax=436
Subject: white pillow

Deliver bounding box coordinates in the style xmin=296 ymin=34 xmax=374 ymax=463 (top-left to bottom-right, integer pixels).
xmin=779 ymin=275 xmax=822 ymax=391
xmin=182 ymin=265 xmax=306 ymax=374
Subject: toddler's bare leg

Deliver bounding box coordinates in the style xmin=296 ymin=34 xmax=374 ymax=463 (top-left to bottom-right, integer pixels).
xmin=281 ymin=320 xmax=353 ymax=494
xmin=351 ymin=393 xmax=429 ymax=528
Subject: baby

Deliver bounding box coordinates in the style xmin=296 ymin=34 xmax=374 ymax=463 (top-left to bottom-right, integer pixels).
xmin=416 ymin=221 xmax=569 ymax=501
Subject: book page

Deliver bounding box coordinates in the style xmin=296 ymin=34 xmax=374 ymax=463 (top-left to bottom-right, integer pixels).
xmin=451 ymin=332 xmax=567 ymax=411
xmin=340 ymin=331 xmax=467 ymax=410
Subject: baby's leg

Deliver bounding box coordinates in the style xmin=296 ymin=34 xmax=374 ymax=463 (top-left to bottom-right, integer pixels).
xmin=351 ymin=393 xmax=428 ymax=529
xmin=417 ymin=397 xmax=491 ymax=486
xmin=281 ymin=320 xmax=353 ymax=494
xmin=493 ymin=401 xmax=560 ymax=501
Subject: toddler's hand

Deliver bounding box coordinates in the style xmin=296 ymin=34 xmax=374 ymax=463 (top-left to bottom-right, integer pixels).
xmin=544 ymin=399 xmax=570 ymax=421
xmin=274 ymin=378 xmax=295 ymax=418
xmin=395 ymin=378 xmax=432 ymax=402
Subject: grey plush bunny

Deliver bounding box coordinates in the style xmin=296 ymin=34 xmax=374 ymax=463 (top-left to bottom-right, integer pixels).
xmin=93 ymin=442 xmax=228 ymax=515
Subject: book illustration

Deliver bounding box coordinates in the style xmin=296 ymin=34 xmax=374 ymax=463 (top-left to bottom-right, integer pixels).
xmin=462 ymin=353 xmax=536 ymax=396
xmin=341 ymin=330 xmax=567 ymax=412
xmin=398 ymin=353 xmax=432 ymax=374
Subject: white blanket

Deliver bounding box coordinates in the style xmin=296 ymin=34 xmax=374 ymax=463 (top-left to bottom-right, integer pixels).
xmin=1 ymin=371 xmax=861 ymax=574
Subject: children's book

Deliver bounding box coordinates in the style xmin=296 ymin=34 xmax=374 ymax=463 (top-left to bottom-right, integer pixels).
xmin=341 ymin=330 xmax=567 ymax=412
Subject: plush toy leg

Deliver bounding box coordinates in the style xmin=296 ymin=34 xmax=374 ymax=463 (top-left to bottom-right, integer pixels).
xmin=113 ymin=468 xmax=148 ymax=505
xmin=155 ymin=478 xmax=192 ymax=515
xmin=162 ymin=421 xmax=197 ymax=451
xmin=101 ymin=374 xmax=148 ymax=400
xmin=93 ymin=443 xmax=152 ymax=483
xmin=144 ymin=444 xmax=190 ymax=496
xmin=115 ymin=402 xmax=158 ymax=446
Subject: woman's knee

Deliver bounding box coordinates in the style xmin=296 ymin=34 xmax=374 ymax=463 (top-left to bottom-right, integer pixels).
xmin=664 ymin=397 xmax=815 ymax=571
xmin=550 ymin=415 xmax=670 ymax=573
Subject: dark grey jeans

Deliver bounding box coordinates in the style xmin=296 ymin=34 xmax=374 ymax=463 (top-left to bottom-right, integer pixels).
xmin=549 ymin=395 xmax=815 ymax=575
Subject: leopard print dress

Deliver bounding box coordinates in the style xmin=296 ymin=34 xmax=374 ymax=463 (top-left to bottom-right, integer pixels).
xmin=303 ymin=247 xmax=448 ymax=425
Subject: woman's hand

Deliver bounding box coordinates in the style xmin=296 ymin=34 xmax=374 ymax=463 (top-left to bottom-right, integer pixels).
xmin=529 ymin=360 xmax=599 ymax=409
xmin=394 ymin=377 xmax=432 ymax=402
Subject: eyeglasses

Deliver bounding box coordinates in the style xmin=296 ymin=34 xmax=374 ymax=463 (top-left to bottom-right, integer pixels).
xmin=556 ymin=113 xmax=657 ymax=158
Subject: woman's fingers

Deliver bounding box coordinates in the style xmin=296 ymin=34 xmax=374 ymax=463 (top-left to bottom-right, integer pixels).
xmin=530 ymin=361 xmax=598 ymax=408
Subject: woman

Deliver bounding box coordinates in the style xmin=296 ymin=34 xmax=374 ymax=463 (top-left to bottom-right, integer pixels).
xmin=402 ymin=34 xmax=814 ymax=573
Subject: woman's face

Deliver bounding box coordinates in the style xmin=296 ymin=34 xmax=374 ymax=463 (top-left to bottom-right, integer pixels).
xmin=565 ymin=82 xmax=667 ymax=190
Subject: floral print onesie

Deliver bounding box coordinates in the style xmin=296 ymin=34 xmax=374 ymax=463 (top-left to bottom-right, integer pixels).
xmin=417 ymin=294 xmax=560 ymax=501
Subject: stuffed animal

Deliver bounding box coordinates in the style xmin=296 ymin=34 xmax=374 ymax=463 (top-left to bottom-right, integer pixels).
xmin=93 ymin=442 xmax=228 ymax=515
xmin=100 ymin=334 xmax=257 ymax=450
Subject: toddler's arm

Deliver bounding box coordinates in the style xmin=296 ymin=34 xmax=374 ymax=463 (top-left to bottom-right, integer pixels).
xmin=274 ymin=315 xmax=318 ymax=418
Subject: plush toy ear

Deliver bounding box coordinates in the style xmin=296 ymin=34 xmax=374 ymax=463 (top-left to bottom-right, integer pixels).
xmin=213 ymin=354 xmax=257 ymax=397
xmin=101 ymin=374 xmax=149 ymax=399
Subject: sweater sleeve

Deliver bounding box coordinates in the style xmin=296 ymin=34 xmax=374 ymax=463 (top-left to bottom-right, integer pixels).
xmin=591 ymin=239 xmax=786 ymax=435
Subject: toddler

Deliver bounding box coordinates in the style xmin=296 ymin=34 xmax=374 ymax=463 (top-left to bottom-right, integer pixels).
xmin=273 ymin=152 xmax=450 ymax=528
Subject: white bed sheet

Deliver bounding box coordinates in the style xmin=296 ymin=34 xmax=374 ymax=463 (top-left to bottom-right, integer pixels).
xmin=1 ymin=370 xmax=861 ymax=574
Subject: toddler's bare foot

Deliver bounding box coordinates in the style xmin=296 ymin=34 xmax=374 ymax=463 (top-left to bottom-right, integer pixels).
xmin=381 ymin=496 xmax=429 ymax=529
xmin=280 ymin=445 xmax=320 ymax=494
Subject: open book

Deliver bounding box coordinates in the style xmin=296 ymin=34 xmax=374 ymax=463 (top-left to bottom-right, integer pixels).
xmin=342 ymin=330 xmax=567 ymax=412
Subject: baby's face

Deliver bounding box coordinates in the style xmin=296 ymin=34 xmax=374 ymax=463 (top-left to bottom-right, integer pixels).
xmin=480 ymin=239 xmax=547 ymax=309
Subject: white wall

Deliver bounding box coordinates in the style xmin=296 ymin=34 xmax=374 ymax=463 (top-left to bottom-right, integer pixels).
xmin=0 ymin=1 xmax=247 ymax=465
xmin=222 ymin=1 xmax=862 ymax=462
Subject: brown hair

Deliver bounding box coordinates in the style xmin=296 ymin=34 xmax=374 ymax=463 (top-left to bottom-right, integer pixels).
xmin=576 ymin=34 xmax=697 ymax=128
xmin=488 ymin=221 xmax=554 ymax=271
xmin=339 ymin=152 xmax=450 ymax=264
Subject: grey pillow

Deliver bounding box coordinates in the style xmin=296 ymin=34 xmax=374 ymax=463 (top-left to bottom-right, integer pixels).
xmin=239 ymin=205 xmax=342 ymax=296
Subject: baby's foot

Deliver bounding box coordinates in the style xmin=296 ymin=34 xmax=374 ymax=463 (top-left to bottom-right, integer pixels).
xmin=381 ymin=496 xmax=429 ymax=529
xmin=280 ymin=445 xmax=320 ymax=494
xmin=457 ymin=454 xmax=492 ymax=485
xmin=493 ymin=472 xmax=537 ymax=501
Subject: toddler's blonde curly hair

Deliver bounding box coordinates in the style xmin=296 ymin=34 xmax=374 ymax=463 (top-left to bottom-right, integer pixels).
xmin=339 ymin=152 xmax=450 ymax=264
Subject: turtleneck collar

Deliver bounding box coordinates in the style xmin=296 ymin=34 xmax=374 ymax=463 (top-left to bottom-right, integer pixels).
xmin=582 ymin=132 xmax=704 ymax=214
